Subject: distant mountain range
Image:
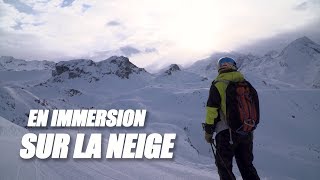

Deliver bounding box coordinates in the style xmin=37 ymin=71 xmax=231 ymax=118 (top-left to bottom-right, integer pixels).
xmin=186 ymin=36 xmax=320 ymax=88
xmin=0 ymin=56 xmax=55 ymax=71
xmin=1 ymin=36 xmax=319 ymax=89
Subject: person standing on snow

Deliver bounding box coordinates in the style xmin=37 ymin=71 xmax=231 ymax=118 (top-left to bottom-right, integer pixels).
xmin=204 ymin=57 xmax=260 ymax=180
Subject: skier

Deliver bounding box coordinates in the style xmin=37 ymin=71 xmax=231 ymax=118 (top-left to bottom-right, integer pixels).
xmin=204 ymin=57 xmax=260 ymax=180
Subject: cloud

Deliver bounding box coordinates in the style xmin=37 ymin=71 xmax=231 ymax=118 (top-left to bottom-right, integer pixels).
xmin=12 ymin=21 xmax=22 ymax=30
xmin=293 ymin=0 xmax=320 ymax=11
xmin=236 ymin=19 xmax=320 ymax=55
xmin=1 ymin=0 xmax=320 ymax=67
xmin=61 ymin=0 xmax=76 ymax=8
xmin=145 ymin=48 xmax=157 ymax=53
xmin=107 ymin=20 xmax=121 ymax=26
xmin=120 ymin=46 xmax=141 ymax=57
xmin=81 ymin=4 xmax=90 ymax=12
xmin=2 ymin=0 xmax=35 ymax=14
xmin=293 ymin=2 xmax=309 ymax=11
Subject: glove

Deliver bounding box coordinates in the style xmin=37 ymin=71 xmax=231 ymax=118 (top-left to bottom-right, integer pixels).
xmin=205 ymin=132 xmax=214 ymax=143
xmin=204 ymin=123 xmax=215 ymax=134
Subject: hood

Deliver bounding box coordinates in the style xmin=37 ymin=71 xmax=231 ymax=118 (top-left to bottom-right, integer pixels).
xmin=216 ymin=71 xmax=244 ymax=82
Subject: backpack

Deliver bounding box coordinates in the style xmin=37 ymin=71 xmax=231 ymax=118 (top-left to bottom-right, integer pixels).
xmin=217 ymin=80 xmax=260 ymax=135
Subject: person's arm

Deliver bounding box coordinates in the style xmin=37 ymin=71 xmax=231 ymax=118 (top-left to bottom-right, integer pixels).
xmin=204 ymin=83 xmax=221 ymax=134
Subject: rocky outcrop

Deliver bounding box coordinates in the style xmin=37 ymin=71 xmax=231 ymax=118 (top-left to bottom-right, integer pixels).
xmin=50 ymin=56 xmax=148 ymax=83
xmin=164 ymin=64 xmax=181 ymax=75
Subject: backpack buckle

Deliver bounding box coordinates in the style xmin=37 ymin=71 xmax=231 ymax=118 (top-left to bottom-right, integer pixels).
xmin=236 ymin=119 xmax=256 ymax=135
xmin=244 ymin=119 xmax=255 ymax=127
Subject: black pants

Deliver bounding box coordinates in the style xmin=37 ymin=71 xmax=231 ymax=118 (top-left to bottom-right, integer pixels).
xmin=215 ymin=129 xmax=260 ymax=180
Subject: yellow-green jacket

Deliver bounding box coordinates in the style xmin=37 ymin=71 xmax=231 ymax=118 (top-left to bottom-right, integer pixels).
xmin=205 ymin=70 xmax=245 ymax=134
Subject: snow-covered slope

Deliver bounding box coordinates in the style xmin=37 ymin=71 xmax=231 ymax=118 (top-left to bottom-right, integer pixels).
xmin=0 ymin=116 xmax=218 ymax=180
xmin=0 ymin=70 xmax=52 ymax=87
xmin=0 ymin=85 xmax=54 ymax=126
xmin=2 ymin=83 xmax=319 ymax=179
xmin=0 ymin=116 xmax=39 ymax=180
xmin=153 ymin=64 xmax=208 ymax=88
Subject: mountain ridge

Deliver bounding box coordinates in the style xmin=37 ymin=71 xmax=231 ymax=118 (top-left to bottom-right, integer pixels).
xmin=1 ymin=36 xmax=319 ymax=88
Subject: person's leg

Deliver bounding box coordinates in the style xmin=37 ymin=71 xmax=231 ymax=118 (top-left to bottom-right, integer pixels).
xmin=215 ymin=130 xmax=236 ymax=180
xmin=234 ymin=133 xmax=260 ymax=180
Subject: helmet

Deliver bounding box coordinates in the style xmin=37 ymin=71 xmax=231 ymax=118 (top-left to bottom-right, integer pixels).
xmin=217 ymin=57 xmax=237 ymax=72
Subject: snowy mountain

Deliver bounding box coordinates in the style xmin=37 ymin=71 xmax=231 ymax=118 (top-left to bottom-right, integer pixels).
xmin=244 ymin=36 xmax=320 ymax=88
xmin=153 ymin=64 xmax=208 ymax=88
xmin=186 ymin=37 xmax=320 ymax=89
xmin=0 ymin=56 xmax=153 ymax=127
xmin=185 ymin=52 xmax=238 ymax=78
xmin=276 ymin=36 xmax=320 ymax=88
xmin=50 ymin=56 xmax=149 ymax=83
xmin=0 ymin=37 xmax=320 ymax=180
xmin=163 ymin=64 xmax=181 ymax=75
xmin=0 ymin=56 xmax=55 ymax=71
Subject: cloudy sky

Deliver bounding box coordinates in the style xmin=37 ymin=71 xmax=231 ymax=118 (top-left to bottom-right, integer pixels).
xmin=0 ymin=0 xmax=320 ymax=68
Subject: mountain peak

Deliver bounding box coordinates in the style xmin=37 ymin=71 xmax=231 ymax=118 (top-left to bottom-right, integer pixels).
xmin=164 ymin=64 xmax=181 ymax=75
xmin=50 ymin=56 xmax=148 ymax=83
xmin=98 ymin=56 xmax=147 ymax=78
xmin=106 ymin=56 xmax=129 ymax=62
xmin=290 ymin=36 xmax=316 ymax=46
xmin=279 ymin=36 xmax=320 ymax=58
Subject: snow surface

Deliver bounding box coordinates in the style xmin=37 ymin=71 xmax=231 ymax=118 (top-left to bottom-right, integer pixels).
xmin=0 ymin=37 xmax=320 ymax=180
xmin=0 ymin=116 xmax=218 ymax=180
